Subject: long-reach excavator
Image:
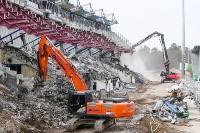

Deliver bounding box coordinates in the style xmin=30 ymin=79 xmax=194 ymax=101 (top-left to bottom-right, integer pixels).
xmin=132 ymin=31 xmax=180 ymax=83
xmin=38 ymin=35 xmax=135 ymax=132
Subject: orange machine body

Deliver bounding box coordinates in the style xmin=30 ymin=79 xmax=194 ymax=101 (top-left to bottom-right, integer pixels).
xmin=87 ymin=101 xmax=135 ymax=118
xmin=167 ymin=73 xmax=180 ymax=80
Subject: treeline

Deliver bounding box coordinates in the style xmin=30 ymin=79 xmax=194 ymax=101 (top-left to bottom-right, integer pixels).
xmin=137 ymin=43 xmax=190 ymax=70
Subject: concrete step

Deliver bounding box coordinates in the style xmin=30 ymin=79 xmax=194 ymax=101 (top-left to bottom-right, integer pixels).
xmin=0 ymin=64 xmax=3 ymax=70
xmin=2 ymin=67 xmax=16 ymax=76
xmin=3 ymin=66 xmax=10 ymax=73
xmin=0 ymin=63 xmax=27 ymax=81
xmin=16 ymin=74 xmax=23 ymax=80
xmin=9 ymin=70 xmax=17 ymax=76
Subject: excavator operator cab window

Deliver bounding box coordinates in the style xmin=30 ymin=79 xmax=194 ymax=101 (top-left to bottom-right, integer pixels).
xmin=68 ymin=92 xmax=93 ymax=113
xmin=69 ymin=95 xmax=83 ymax=112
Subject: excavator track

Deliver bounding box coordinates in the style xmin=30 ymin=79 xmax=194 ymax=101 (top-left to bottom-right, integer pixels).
xmin=65 ymin=117 xmax=80 ymax=131
xmin=94 ymin=118 xmax=116 ymax=132
xmin=65 ymin=117 xmax=116 ymax=132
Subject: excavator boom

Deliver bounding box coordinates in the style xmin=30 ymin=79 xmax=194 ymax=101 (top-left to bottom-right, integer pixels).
xmin=38 ymin=35 xmax=88 ymax=91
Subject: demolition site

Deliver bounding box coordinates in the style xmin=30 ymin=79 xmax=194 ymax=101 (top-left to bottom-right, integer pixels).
xmin=0 ymin=0 xmax=200 ymax=133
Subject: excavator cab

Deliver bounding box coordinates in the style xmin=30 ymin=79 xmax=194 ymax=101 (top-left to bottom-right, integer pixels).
xmin=68 ymin=91 xmax=93 ymax=113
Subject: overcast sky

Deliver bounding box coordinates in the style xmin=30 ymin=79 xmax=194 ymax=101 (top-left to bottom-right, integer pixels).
xmin=79 ymin=0 xmax=200 ymax=49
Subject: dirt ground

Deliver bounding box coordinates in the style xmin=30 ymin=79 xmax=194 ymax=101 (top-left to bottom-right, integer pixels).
xmin=127 ymin=70 xmax=200 ymax=133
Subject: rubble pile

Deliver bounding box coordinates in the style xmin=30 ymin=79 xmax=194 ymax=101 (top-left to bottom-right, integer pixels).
xmin=72 ymin=54 xmax=145 ymax=82
xmin=20 ymin=75 xmax=73 ymax=128
xmin=103 ymin=60 xmax=147 ymax=83
xmin=71 ymin=55 xmax=146 ymax=92
xmin=135 ymin=117 xmax=176 ymax=133
xmin=0 ymin=84 xmax=43 ymax=132
xmin=0 ymin=75 xmax=74 ymax=131
xmin=152 ymin=84 xmax=189 ymax=124
xmin=73 ymin=55 xmax=118 ymax=79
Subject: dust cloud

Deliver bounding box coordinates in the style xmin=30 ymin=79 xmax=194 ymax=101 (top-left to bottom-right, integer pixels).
xmin=120 ymin=52 xmax=146 ymax=74
xmin=120 ymin=52 xmax=161 ymax=81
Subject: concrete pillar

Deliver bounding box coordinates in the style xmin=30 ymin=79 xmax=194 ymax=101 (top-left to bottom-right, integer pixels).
xmin=60 ymin=42 xmax=64 ymax=53
xmin=0 ymin=49 xmax=1 ymax=64
xmin=74 ymin=45 xmax=78 ymax=54
xmin=199 ymin=51 xmax=200 ymax=75
xmin=88 ymin=48 xmax=91 ymax=56
xmin=191 ymin=53 xmax=200 ymax=76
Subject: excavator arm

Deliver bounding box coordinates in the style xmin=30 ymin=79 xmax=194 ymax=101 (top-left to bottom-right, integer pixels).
xmin=132 ymin=31 xmax=170 ymax=73
xmin=38 ymin=35 xmax=88 ymax=91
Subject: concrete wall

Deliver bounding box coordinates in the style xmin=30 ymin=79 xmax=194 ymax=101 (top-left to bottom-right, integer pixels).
xmin=118 ymin=70 xmax=132 ymax=83
xmin=191 ymin=53 xmax=200 ymax=76
xmin=91 ymin=80 xmax=106 ymax=91
xmin=0 ymin=70 xmax=4 ymax=83
xmin=21 ymin=65 xmax=37 ymax=78
xmin=2 ymin=46 xmax=53 ymax=80
xmin=5 ymin=54 xmax=24 ymax=64
xmin=21 ymin=65 xmax=52 ymax=80
xmin=106 ymin=79 xmax=114 ymax=92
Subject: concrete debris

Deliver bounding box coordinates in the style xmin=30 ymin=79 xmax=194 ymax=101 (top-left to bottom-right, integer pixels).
xmin=18 ymin=78 xmax=35 ymax=92
xmin=130 ymin=114 xmax=145 ymax=124
xmin=0 ymin=75 xmax=74 ymax=132
xmin=152 ymin=85 xmax=189 ymax=124
xmin=72 ymin=55 xmax=118 ymax=79
xmin=105 ymin=82 xmax=138 ymax=98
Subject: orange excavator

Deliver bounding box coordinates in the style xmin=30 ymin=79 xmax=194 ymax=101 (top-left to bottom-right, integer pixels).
xmin=38 ymin=35 xmax=135 ymax=132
